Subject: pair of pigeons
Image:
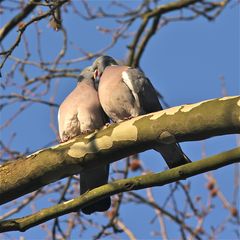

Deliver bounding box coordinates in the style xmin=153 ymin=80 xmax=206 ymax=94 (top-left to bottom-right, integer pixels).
xmin=58 ymin=56 xmax=191 ymax=215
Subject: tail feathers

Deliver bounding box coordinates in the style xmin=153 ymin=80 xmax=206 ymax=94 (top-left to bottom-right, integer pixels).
xmin=154 ymin=143 xmax=191 ymax=169
xmin=80 ymin=164 xmax=111 ymax=215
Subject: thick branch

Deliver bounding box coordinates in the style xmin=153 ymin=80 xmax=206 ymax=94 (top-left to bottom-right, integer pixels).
xmin=0 ymin=147 xmax=239 ymax=232
xmin=0 ymin=96 xmax=239 ymax=205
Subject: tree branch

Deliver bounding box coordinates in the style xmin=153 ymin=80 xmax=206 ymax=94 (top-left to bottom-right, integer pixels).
xmin=0 ymin=0 xmax=68 ymax=74
xmin=0 ymin=96 xmax=239 ymax=205
xmin=143 ymin=0 xmax=200 ymax=19
xmin=127 ymin=0 xmax=201 ymax=66
xmin=0 ymin=147 xmax=239 ymax=232
xmin=0 ymin=0 xmax=41 ymax=42
xmin=132 ymin=14 xmax=161 ymax=67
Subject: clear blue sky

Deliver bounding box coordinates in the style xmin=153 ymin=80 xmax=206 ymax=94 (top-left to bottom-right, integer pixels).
xmin=0 ymin=1 xmax=239 ymax=239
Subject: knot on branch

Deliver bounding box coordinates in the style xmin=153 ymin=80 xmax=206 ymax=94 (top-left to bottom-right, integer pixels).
xmin=158 ymin=131 xmax=176 ymax=144
xmin=178 ymin=170 xmax=187 ymax=180
xmin=124 ymin=182 xmax=135 ymax=191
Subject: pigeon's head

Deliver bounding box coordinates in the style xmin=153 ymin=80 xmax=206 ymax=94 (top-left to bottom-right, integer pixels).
xmin=78 ymin=66 xmax=94 ymax=82
xmin=92 ymin=56 xmax=118 ymax=81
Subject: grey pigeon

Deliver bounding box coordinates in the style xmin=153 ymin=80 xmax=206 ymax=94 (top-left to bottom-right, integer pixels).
xmin=58 ymin=66 xmax=111 ymax=214
xmin=91 ymin=56 xmax=191 ymax=168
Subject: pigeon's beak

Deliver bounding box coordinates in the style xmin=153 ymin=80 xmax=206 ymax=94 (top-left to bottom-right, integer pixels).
xmin=93 ymin=69 xmax=99 ymax=81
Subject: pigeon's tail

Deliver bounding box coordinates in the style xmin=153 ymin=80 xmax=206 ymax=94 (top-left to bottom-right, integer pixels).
xmin=80 ymin=164 xmax=111 ymax=215
xmin=154 ymin=143 xmax=191 ymax=168
xmin=82 ymin=197 xmax=111 ymax=215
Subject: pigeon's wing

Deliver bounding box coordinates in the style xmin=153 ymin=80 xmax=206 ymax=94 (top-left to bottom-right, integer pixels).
xmin=122 ymin=68 xmax=163 ymax=114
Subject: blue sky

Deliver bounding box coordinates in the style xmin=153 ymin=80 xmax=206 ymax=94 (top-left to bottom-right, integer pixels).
xmin=0 ymin=1 xmax=239 ymax=239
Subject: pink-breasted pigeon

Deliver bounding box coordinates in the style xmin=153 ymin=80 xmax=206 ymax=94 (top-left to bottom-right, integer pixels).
xmin=58 ymin=66 xmax=111 ymax=214
xmin=91 ymin=56 xmax=191 ymax=168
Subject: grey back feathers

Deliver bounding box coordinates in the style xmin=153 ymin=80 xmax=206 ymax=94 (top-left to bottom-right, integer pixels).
xmin=123 ymin=68 xmax=162 ymax=114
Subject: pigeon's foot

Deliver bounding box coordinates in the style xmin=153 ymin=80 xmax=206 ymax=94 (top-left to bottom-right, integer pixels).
xmin=123 ymin=116 xmax=134 ymax=121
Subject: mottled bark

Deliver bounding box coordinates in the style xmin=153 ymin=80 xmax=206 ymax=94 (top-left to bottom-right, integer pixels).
xmin=0 ymin=96 xmax=239 ymax=205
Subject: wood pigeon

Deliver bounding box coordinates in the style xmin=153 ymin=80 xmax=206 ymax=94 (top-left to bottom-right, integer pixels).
xmin=91 ymin=56 xmax=191 ymax=168
xmin=58 ymin=66 xmax=111 ymax=214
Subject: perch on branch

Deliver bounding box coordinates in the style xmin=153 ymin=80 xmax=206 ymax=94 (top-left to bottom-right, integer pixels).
xmin=0 ymin=95 xmax=239 ymax=205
